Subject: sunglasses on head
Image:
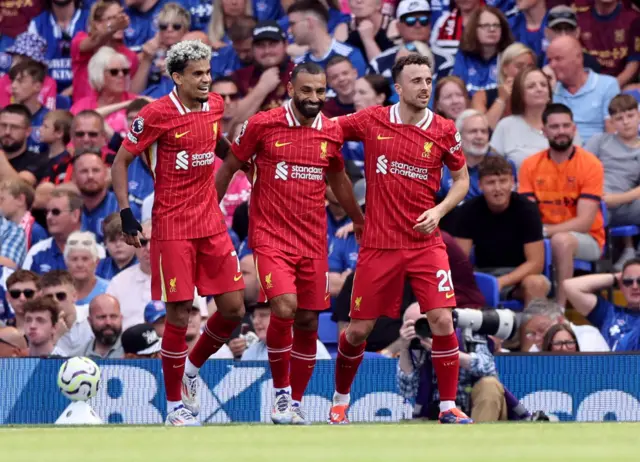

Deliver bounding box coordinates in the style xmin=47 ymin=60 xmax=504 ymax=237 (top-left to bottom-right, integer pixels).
xmin=622 ymin=277 xmax=640 ymax=287
xmin=402 ymin=15 xmax=429 ymax=27
xmin=159 ymin=23 xmax=183 ymax=31
xmin=8 ymin=289 xmax=36 ymax=299
xmin=45 ymin=292 xmax=68 ymax=302
xmin=68 ymin=239 xmax=94 ymax=247
xmin=108 ymin=68 xmax=130 ymax=77
xmin=74 ymin=131 xmax=100 ymax=138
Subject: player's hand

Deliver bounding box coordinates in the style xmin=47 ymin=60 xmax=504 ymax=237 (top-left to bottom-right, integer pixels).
xmin=353 ymin=222 xmax=364 ymax=243
xmin=120 ymin=208 xmax=144 ymax=248
xmin=413 ymin=207 xmax=443 ymax=235
xmin=258 ymin=67 xmax=282 ymax=93
xmin=335 ymin=222 xmax=354 ymax=239
xmin=357 ymin=19 xmax=375 ymax=41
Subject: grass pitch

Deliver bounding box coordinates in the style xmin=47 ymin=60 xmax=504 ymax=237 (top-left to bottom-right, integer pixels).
xmin=1 ymin=422 xmax=638 ymax=461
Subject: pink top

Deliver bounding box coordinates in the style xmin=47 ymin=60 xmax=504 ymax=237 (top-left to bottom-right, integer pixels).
xmin=70 ymin=91 xmax=137 ymax=135
xmin=222 ymin=171 xmax=251 ymax=228
xmin=0 ymin=73 xmax=57 ymax=109
xmin=71 ymin=32 xmax=139 ymax=102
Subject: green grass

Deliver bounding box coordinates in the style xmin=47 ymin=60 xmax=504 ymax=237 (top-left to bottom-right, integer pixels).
xmin=1 ymin=423 xmax=639 ymax=461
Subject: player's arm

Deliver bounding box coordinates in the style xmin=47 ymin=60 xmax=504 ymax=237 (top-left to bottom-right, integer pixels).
xmin=327 ymin=170 xmax=365 ymax=239
xmin=112 ymin=146 xmax=144 ymax=247
xmin=215 ymin=152 xmax=245 ymax=202
xmin=215 ymin=134 xmax=232 ymax=160
xmin=218 ymin=118 xmax=261 ymax=200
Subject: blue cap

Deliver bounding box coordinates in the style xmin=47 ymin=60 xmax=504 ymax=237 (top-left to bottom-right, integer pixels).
xmin=144 ymin=301 xmax=166 ymax=324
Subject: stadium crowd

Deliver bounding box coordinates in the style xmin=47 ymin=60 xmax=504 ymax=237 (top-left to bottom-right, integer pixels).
xmin=0 ymin=0 xmax=639 ymax=421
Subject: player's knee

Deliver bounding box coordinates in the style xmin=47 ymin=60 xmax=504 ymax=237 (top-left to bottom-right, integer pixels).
xmin=270 ymin=294 xmax=297 ymax=319
xmin=220 ymin=302 xmax=245 ymax=321
xmin=345 ymin=320 xmax=374 ymax=345
xmin=425 ymin=308 xmax=454 ymax=335
xmin=551 ymin=233 xmax=577 ymax=256
xmin=165 ymin=301 xmax=192 ymax=327
xmin=293 ymin=309 xmax=318 ymax=331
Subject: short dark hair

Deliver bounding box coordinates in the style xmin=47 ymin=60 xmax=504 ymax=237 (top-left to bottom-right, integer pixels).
xmin=102 ymin=212 xmax=123 ymax=241
xmin=622 ymin=258 xmax=640 ymax=274
xmin=72 ymin=150 xmax=104 ymax=165
xmin=227 ymin=15 xmax=258 ymax=42
xmin=6 ymin=270 xmax=40 ymax=289
xmin=392 ymin=54 xmax=432 ymax=83
xmin=460 ymin=6 xmax=513 ymax=57
xmin=40 ymin=270 xmax=74 ymax=289
xmin=541 ymin=323 xmax=580 ymax=352
xmin=212 ymin=76 xmax=237 ymax=86
xmin=361 ymin=75 xmax=392 ymax=106
xmin=291 ymin=61 xmax=325 ymax=83
xmin=126 ymin=98 xmax=150 ymax=115
xmin=287 ymin=0 xmax=330 ymax=24
xmin=0 ymin=104 xmax=32 ymax=125
xmin=23 ymin=296 xmax=59 ymax=326
xmin=326 ymin=55 xmax=352 ymax=70
xmin=542 ymin=103 xmax=573 ymax=125
xmin=49 ymin=188 xmax=83 ymax=212
xmin=9 ymin=60 xmax=46 ymax=84
xmin=608 ymin=94 xmax=639 ymax=117
xmin=478 ymin=155 xmax=513 ymax=179
xmin=72 ymin=110 xmax=104 ymax=132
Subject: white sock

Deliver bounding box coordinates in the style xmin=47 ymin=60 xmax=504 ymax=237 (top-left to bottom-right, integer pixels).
xmin=333 ymin=392 xmax=350 ymax=405
xmin=291 ymin=400 xmax=301 ymax=407
xmin=439 ymin=400 xmax=456 ymax=412
xmin=167 ymin=400 xmax=183 ymax=412
xmin=275 ymin=386 xmax=291 ymax=395
xmin=184 ymin=358 xmax=199 ymax=378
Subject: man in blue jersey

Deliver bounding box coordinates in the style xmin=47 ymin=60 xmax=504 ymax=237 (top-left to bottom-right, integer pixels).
xmin=124 ymin=0 xmax=167 ymax=52
xmin=288 ymin=0 xmax=367 ymax=77
xmin=508 ymin=0 xmax=548 ymax=58
xmin=211 ymin=16 xmax=256 ymax=80
xmin=9 ymin=60 xmax=49 ymax=154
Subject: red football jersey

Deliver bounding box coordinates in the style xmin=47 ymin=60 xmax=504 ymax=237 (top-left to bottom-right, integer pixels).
xmin=338 ymin=104 xmax=465 ymax=249
xmin=231 ymin=101 xmax=345 ymax=259
xmin=121 ymin=89 xmax=227 ymax=240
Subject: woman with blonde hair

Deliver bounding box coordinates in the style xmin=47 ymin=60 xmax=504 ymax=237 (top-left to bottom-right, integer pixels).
xmin=473 ymin=42 xmax=536 ymax=130
xmin=207 ymin=0 xmax=254 ymax=49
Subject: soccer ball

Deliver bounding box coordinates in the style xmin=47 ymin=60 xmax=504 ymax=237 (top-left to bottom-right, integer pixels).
xmin=57 ymin=357 xmax=101 ymax=402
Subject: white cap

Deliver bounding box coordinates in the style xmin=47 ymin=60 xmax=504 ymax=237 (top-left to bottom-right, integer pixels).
xmin=396 ymin=0 xmax=430 ymax=19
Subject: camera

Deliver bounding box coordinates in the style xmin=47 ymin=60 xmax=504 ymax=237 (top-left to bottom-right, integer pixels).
xmin=413 ymin=308 xmax=520 ymax=343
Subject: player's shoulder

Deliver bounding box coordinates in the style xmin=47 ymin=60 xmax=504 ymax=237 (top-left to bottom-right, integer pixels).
xmin=429 ymin=112 xmax=457 ymax=135
xmin=207 ymin=92 xmax=225 ymax=110
xmin=319 ymin=114 xmax=344 ymax=140
xmin=136 ymin=95 xmax=175 ymax=121
xmin=249 ymin=106 xmax=286 ymax=127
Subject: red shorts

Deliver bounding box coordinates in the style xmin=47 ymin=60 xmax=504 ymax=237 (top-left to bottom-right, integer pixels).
xmin=151 ymin=232 xmax=245 ymax=302
xmin=349 ymin=243 xmax=456 ymax=320
xmin=254 ymin=247 xmax=329 ymax=311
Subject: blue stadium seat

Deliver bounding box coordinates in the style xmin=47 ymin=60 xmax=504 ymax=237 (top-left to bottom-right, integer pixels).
xmin=318 ymin=311 xmax=338 ymax=346
xmin=474 ymin=272 xmax=499 ymax=308
xmin=55 ymin=95 xmax=72 ymax=110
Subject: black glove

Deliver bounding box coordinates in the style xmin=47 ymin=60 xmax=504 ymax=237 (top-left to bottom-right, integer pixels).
xmin=120 ymin=208 xmax=142 ymax=236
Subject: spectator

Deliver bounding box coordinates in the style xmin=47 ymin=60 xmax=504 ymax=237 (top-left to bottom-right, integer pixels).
xmin=232 ymin=21 xmax=294 ymax=122
xmin=123 ymin=0 xmax=167 ymax=53
xmin=237 ymin=239 xmax=260 ymax=305
xmin=185 ymin=299 xmax=234 ymax=357
xmin=454 ymin=155 xmax=550 ymax=306
xmin=27 ymin=0 xmax=90 ymax=93
xmin=64 ymin=231 xmax=109 ymax=308
xmin=38 ymin=110 xmax=74 ymax=185
xmin=519 ymin=103 xmax=605 ymax=307
xmin=541 ymin=322 xmax=579 ymax=352
xmin=71 ymin=46 xmax=137 ymax=136
xmin=452 ymin=6 xmax=513 ymax=97
xmin=473 ymin=43 xmax=536 ymax=130
xmin=280 ymin=0 xmax=350 ymax=43
xmin=0 ymin=179 xmax=48 ymax=250
xmin=96 ymin=213 xmax=138 ymax=280
xmin=54 ymin=293 xmax=124 ymax=359
xmin=508 ymin=0 xmax=548 ymax=57
xmin=210 ymin=16 xmax=256 ymax=81
xmin=585 ymin=94 xmax=640 ymax=270
xmin=144 ymin=300 xmax=167 ymax=338
xmin=576 ymin=0 xmax=640 ymax=87
xmin=4 ymin=270 xmax=40 ymax=330
xmin=122 ymin=323 xmax=161 ymax=358
xmin=23 ymin=296 xmax=59 ymax=357
xmin=354 ymin=74 xmax=392 ymax=111
xmin=547 ymin=35 xmax=620 ymax=143
xmin=70 ymin=111 xmax=113 ymax=164
xmin=289 ymin=0 xmax=367 ymax=77
xmin=397 ymin=302 xmax=505 ymax=422
xmin=433 ymin=76 xmax=470 ymax=121
xmin=208 ymin=0 xmax=256 ymax=50
xmin=9 ymin=60 xmax=50 ymax=154
xmin=44 ymin=270 xmax=86 ymax=355
xmin=212 ymin=78 xmax=240 ymax=136
xmin=326 ymin=184 xmax=351 ymax=239
xmin=323 ymin=55 xmax=358 ymax=117
xmin=242 ymin=304 xmax=331 ymax=360
xmin=0 ymin=215 xmax=27 ymax=269
xmin=345 ymin=0 xmax=396 ymax=63
xmin=71 ymin=1 xmax=138 ymax=102
xmin=0 ymin=326 xmax=28 ymax=357
xmin=1 ymin=104 xmax=46 ymax=186
xmin=0 ymin=33 xmax=57 ymax=111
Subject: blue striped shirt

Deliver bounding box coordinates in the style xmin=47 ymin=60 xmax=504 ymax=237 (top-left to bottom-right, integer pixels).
xmin=0 ymin=217 xmax=26 ymax=267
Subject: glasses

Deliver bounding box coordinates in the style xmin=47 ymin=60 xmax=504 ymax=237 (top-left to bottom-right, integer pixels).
xmin=622 ymin=277 xmax=640 ymax=287
xmin=45 ymin=292 xmax=68 ymax=302
xmin=47 ymin=208 xmax=70 ymax=216
xmin=478 ymin=23 xmax=501 ymax=31
xmin=8 ymin=289 xmax=36 ymax=299
xmin=402 ymin=15 xmax=429 ymax=27
xmin=551 ymin=340 xmax=576 ymax=348
xmin=139 ymin=238 xmax=150 ymax=247
xmin=74 ymin=131 xmax=100 ymax=138
xmin=68 ymin=239 xmax=94 ymax=247
xmin=108 ymin=68 xmax=130 ymax=77
xmin=158 ymin=23 xmax=183 ymax=31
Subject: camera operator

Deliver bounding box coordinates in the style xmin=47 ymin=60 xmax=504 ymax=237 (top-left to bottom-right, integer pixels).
xmin=396 ymin=302 xmax=507 ymax=422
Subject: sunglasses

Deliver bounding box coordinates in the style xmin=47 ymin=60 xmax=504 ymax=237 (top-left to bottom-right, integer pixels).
xmin=8 ymin=289 xmax=36 ymax=299
xmin=551 ymin=340 xmax=576 ymax=347
xmin=139 ymin=238 xmax=150 ymax=247
xmin=159 ymin=23 xmax=183 ymax=31
xmin=108 ymin=68 xmax=130 ymax=77
xmin=622 ymin=278 xmax=640 ymax=287
xmin=68 ymin=239 xmax=94 ymax=247
xmin=402 ymin=15 xmax=429 ymax=27
xmin=45 ymin=292 xmax=68 ymax=302
xmin=47 ymin=208 xmax=69 ymax=216
xmin=74 ymin=131 xmax=100 ymax=138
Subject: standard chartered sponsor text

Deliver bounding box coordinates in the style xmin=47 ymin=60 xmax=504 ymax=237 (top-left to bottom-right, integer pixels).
xmin=390 ymin=161 xmax=428 ymax=180
xmin=291 ymin=165 xmax=323 ymax=180
xmin=192 ymin=152 xmax=215 ymax=167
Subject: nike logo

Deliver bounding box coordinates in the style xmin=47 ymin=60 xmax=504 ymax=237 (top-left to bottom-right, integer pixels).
xmin=308 ymin=364 xmax=315 ymax=369
xmin=234 ymin=274 xmax=243 ymax=282
xmin=173 ymin=363 xmax=185 ymax=368
xmin=275 ymin=141 xmax=292 ymax=147
xmin=269 ymin=358 xmax=282 ymax=363
xmin=446 ymin=292 xmax=455 ymax=299
xmin=175 ymin=131 xmax=190 ymax=139
xmin=377 ymin=135 xmax=393 ymax=140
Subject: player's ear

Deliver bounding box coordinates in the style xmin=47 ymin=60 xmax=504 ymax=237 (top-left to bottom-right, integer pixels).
xmin=171 ymin=72 xmax=183 ymax=87
xmin=287 ymin=81 xmax=294 ymax=99
xmin=394 ymin=82 xmax=401 ymax=97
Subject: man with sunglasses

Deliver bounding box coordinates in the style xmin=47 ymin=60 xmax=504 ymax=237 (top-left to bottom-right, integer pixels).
xmin=5 ymin=270 xmax=40 ymax=330
xmin=565 ymin=258 xmax=640 ymax=352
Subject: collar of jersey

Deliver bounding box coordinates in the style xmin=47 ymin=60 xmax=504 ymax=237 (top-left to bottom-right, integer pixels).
xmin=284 ymin=100 xmax=323 ymax=130
xmin=170 ymin=87 xmax=210 ymax=115
xmin=389 ymin=103 xmax=433 ymax=130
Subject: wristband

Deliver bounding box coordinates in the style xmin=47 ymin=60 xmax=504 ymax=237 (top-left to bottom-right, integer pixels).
xmin=120 ymin=208 xmax=142 ymax=236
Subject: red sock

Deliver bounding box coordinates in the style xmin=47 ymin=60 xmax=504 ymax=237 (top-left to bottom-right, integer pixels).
xmin=189 ymin=311 xmax=240 ymax=368
xmin=161 ymin=322 xmax=188 ymax=402
xmin=432 ymin=332 xmax=460 ymax=402
xmin=335 ymin=331 xmax=366 ymax=395
xmin=290 ymin=327 xmax=317 ymax=402
xmin=266 ymin=315 xmax=294 ymax=389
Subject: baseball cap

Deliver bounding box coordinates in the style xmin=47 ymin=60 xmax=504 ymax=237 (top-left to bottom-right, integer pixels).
xmin=253 ymin=20 xmax=287 ymax=42
xmin=396 ymin=0 xmax=431 ymax=19
xmin=547 ymin=6 xmax=577 ymax=29
xmin=121 ymin=323 xmax=162 ymax=355
xmin=144 ymin=301 xmax=166 ymax=324
xmin=353 ymin=178 xmax=366 ymax=207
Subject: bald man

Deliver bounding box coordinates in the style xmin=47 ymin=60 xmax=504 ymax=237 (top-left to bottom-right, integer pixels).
xmin=0 ymin=326 xmax=28 ymax=357
xmin=546 ymin=35 xmax=620 ymax=144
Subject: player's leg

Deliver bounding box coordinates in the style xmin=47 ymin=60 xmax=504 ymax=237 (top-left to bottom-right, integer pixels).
xmin=151 ymin=238 xmax=200 ymax=426
xmin=330 ymin=248 xmax=405 ymax=424
xmin=182 ymin=233 xmax=245 ymax=415
xmin=406 ymin=244 xmax=472 ymax=424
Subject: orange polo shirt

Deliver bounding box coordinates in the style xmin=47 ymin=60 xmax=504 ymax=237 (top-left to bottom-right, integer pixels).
xmin=518 ymin=146 xmax=605 ymax=250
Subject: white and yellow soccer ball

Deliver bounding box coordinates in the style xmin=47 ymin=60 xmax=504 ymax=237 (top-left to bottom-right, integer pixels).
xmin=57 ymin=357 xmax=101 ymax=401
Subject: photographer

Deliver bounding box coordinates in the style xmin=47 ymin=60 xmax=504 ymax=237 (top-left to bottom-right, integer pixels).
xmin=396 ymin=302 xmax=507 ymax=422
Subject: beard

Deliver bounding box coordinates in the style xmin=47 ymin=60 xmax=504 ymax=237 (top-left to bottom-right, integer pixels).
xmin=464 ymin=142 xmax=490 ymax=157
xmin=294 ymin=94 xmax=323 ymax=119
xmin=1 ymin=140 xmax=24 ymax=154
xmin=94 ymin=325 xmax=121 ymax=346
xmin=78 ymin=184 xmax=103 ymax=197
xmin=549 ymin=136 xmax=573 ymax=151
